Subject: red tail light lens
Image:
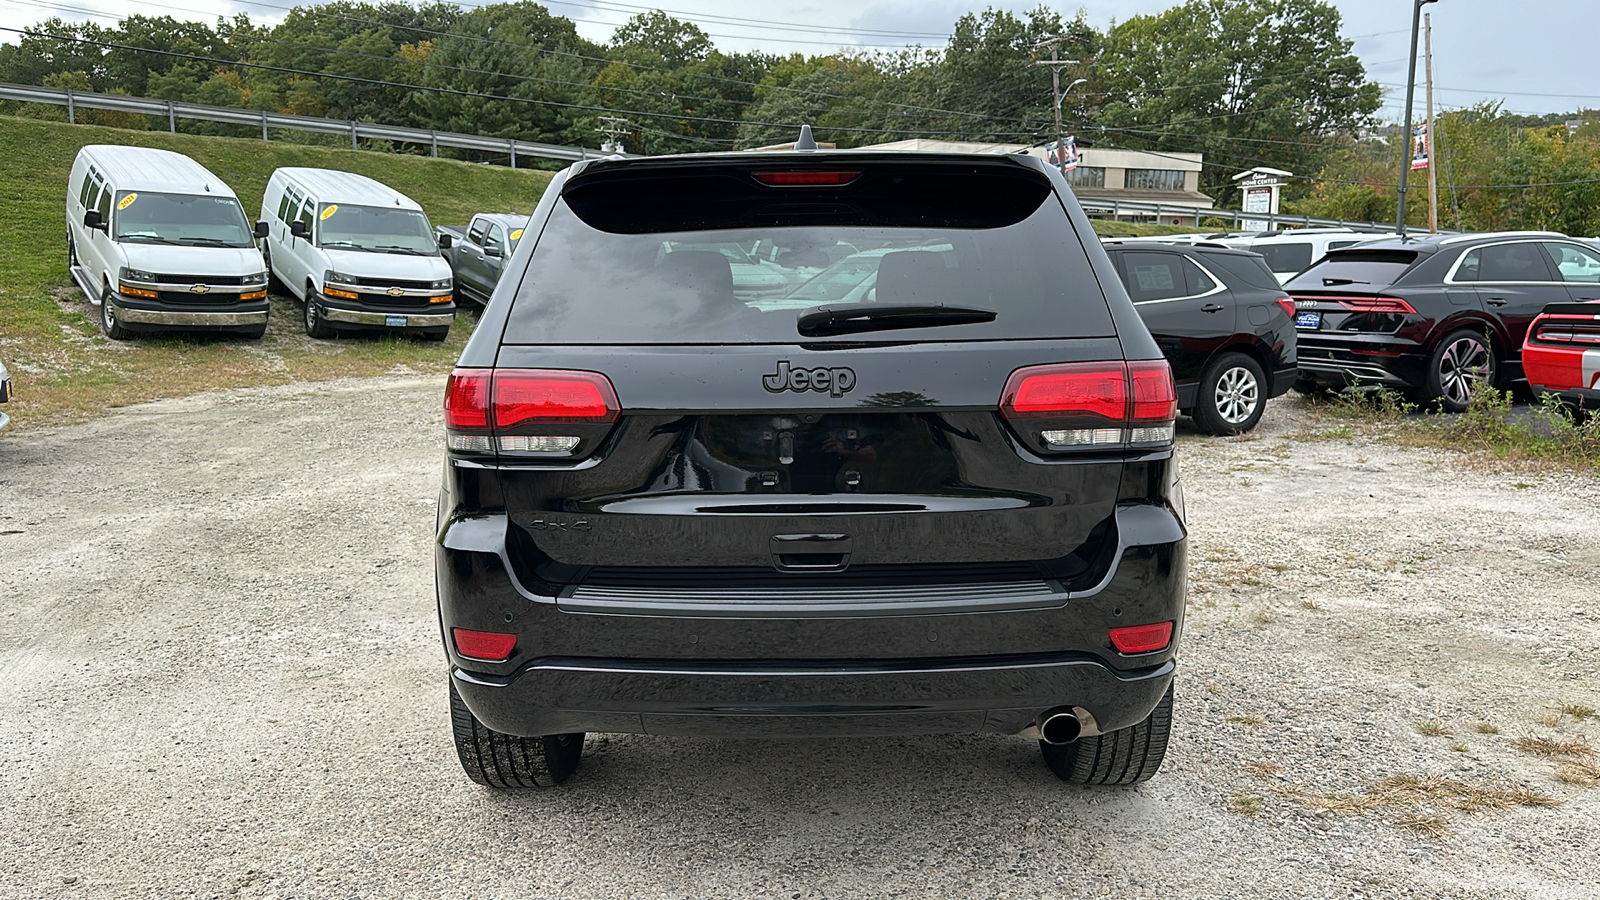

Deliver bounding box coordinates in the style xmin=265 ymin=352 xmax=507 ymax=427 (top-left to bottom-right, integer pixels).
xmin=1000 ymin=360 xmax=1176 ymax=449
xmin=752 ymin=170 xmax=861 ymax=186
xmin=452 ymin=627 xmax=517 ymax=662
xmin=1109 ymin=621 xmax=1174 ymax=654
xmin=444 ymin=369 xmax=491 ymax=430
xmin=1337 ymin=296 xmax=1416 ymax=314
xmin=1276 ymin=297 xmax=1296 ymax=320
xmin=1002 ymin=362 xmax=1127 ymax=420
xmin=445 ymin=368 xmax=619 ymax=456
xmin=492 ymin=370 xmax=619 ymax=427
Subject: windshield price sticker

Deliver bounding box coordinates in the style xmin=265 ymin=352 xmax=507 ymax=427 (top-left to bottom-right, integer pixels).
xmin=117 ymin=193 xmax=138 ymax=210
xmin=510 ymin=229 xmax=524 ymax=241
xmin=320 ymin=205 xmax=339 ymax=220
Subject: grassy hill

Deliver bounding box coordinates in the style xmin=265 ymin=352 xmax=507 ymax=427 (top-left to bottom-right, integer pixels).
xmin=0 ymin=116 xmax=554 ymax=431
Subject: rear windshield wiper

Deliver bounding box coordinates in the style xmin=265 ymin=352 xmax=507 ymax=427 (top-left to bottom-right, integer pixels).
xmin=796 ymin=303 xmax=997 ymax=337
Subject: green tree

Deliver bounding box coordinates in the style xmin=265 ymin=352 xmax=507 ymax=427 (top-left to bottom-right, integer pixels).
xmin=1093 ymin=0 xmax=1381 ymax=204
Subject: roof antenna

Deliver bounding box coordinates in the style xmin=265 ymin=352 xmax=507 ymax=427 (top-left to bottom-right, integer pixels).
xmin=794 ymin=124 xmax=817 ymax=152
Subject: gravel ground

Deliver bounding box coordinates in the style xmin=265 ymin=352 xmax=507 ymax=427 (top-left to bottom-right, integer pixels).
xmin=1 ymin=378 xmax=1596 ymax=899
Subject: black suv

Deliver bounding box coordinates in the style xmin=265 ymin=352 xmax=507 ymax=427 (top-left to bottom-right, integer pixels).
xmin=436 ymin=151 xmax=1188 ymax=788
xmin=1102 ymin=241 xmax=1297 ymax=434
xmin=1287 ymin=232 xmax=1600 ymax=411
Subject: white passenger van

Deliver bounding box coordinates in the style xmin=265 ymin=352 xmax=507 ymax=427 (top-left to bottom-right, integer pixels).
xmin=66 ymin=146 xmax=270 ymax=340
xmin=260 ymin=168 xmax=455 ymax=340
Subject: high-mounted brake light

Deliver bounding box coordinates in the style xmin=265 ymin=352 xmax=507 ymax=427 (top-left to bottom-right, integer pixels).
xmin=1001 ymin=361 xmax=1176 ymax=449
xmin=452 ymin=627 xmax=517 ymax=662
xmin=444 ymin=368 xmax=618 ymax=456
xmin=1109 ymin=621 xmax=1174 ymax=655
xmin=752 ymin=170 xmax=862 ymax=186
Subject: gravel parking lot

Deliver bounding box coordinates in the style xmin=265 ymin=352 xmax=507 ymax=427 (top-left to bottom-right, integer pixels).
xmin=2 ymin=377 xmax=1597 ymax=899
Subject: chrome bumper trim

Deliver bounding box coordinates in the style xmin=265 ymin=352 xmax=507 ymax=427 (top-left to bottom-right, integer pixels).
xmin=322 ymin=307 xmax=454 ymax=327
xmin=115 ymin=307 xmax=269 ymax=326
xmin=1298 ymin=360 xmax=1408 ymax=385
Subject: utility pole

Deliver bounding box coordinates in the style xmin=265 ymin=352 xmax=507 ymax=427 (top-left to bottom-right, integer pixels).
xmin=1034 ymin=36 xmax=1078 ymax=175
xmin=596 ymin=116 xmax=631 ymax=154
xmin=1425 ymin=13 xmax=1439 ymax=234
xmin=1397 ymin=0 xmax=1439 ymax=235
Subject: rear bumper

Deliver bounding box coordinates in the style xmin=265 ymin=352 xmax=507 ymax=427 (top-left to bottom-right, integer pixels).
xmin=454 ymin=654 xmax=1175 ymax=739
xmin=1295 ymin=335 xmax=1425 ymax=388
xmin=438 ymin=503 xmax=1187 ymax=739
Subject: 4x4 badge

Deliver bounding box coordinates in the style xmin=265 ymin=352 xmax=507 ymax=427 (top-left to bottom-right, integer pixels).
xmin=762 ymin=361 xmax=857 ymax=398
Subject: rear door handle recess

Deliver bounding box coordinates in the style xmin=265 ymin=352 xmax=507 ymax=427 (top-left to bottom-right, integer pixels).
xmin=771 ymin=533 xmax=852 ymax=573
xmin=1202 ymin=303 xmax=1224 ymax=313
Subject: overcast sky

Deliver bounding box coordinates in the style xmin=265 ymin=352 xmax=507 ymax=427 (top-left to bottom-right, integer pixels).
xmin=3 ymin=0 xmax=1594 ymax=117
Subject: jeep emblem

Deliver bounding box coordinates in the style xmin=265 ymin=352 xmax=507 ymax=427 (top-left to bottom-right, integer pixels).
xmin=761 ymin=361 xmax=856 ymax=398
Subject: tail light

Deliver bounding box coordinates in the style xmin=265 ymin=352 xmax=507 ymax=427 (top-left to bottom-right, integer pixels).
xmin=445 ymin=367 xmax=619 ymax=457
xmin=1000 ymin=360 xmax=1176 ymax=450
xmin=1530 ymin=315 xmax=1600 ymax=346
xmin=1337 ymin=296 xmax=1416 ymax=314
xmin=452 ymin=627 xmax=516 ymax=662
xmin=1109 ymin=621 xmax=1174 ymax=654
xmin=1275 ymin=297 xmax=1295 ymax=320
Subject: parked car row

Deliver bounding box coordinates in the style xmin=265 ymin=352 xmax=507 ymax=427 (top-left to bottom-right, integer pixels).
xmin=65 ymin=145 xmax=457 ymax=342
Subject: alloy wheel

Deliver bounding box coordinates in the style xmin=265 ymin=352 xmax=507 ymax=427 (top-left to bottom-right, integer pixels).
xmin=1438 ymin=336 xmax=1492 ymax=407
xmin=1214 ymin=365 xmax=1260 ymax=425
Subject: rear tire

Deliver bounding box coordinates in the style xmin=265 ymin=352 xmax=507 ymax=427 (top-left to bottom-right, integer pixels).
xmin=1425 ymin=328 xmax=1495 ymax=413
xmin=1041 ymin=682 xmax=1173 ymax=785
xmin=1192 ymin=352 xmax=1265 ymax=435
xmin=100 ymin=283 xmax=130 ymax=341
xmin=449 ymin=681 xmax=584 ymax=788
xmin=263 ymin=247 xmax=286 ymax=295
xmin=303 ymin=286 xmax=334 ymax=339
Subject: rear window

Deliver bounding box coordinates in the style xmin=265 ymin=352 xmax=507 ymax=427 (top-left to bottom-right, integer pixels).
xmin=1201 ymin=251 xmax=1281 ymax=291
xmin=1253 ymin=242 xmax=1313 ymax=274
xmin=502 ymin=161 xmax=1113 ymax=345
xmin=1284 ymin=249 xmax=1421 ymax=291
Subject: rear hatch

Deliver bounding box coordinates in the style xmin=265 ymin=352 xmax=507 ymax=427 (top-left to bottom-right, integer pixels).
xmin=451 ymin=157 xmax=1168 ymax=614
xmin=1284 ymin=247 xmax=1426 ymax=335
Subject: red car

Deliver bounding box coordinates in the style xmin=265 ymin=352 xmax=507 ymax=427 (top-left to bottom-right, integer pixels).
xmin=1523 ymin=301 xmax=1600 ymax=410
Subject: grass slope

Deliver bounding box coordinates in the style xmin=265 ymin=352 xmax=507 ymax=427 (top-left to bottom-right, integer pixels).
xmin=0 ymin=116 xmax=553 ymax=431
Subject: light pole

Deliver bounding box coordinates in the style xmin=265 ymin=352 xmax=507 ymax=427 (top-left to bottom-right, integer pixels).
xmin=1396 ymin=0 xmax=1439 ymax=236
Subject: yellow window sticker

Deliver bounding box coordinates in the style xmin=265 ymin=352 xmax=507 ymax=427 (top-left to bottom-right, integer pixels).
xmin=319 ymin=204 xmax=338 ymax=220
xmin=510 ymin=229 xmax=524 ymax=241
xmin=117 ymin=193 xmax=138 ymax=210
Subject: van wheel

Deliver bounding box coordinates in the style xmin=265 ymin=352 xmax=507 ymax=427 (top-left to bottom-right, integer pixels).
xmin=449 ymin=681 xmax=584 ymax=788
xmin=68 ymin=231 xmax=79 ymax=268
xmin=1193 ymin=353 xmax=1265 ymax=435
xmin=100 ymin=284 xmax=130 ymax=340
xmin=303 ymin=289 xmax=334 ymax=338
xmin=1041 ymin=682 xmax=1173 ymax=785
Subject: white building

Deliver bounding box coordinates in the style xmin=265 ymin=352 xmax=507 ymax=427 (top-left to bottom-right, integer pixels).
xmin=855 ymin=139 xmax=1215 ymax=225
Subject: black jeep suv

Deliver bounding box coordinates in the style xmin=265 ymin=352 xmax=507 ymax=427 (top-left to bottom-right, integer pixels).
xmin=436 ymin=151 xmax=1188 ymax=788
xmin=1102 ymin=241 xmax=1297 ymax=434
xmin=1287 ymin=232 xmax=1600 ymax=411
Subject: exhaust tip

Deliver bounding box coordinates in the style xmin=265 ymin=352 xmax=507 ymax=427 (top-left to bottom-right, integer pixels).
xmin=1038 ymin=709 xmax=1082 ymax=745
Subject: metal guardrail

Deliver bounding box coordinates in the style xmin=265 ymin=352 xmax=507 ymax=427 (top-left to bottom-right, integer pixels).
xmin=1076 ymin=196 xmax=1436 ymax=234
xmin=0 ymin=82 xmax=613 ymax=165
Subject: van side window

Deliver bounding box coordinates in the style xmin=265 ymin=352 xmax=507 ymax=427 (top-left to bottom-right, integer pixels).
xmin=277 ymin=189 xmax=293 ymax=222
xmin=95 ymin=183 xmax=112 ymax=222
xmin=295 ymin=197 xmax=316 ymax=233
xmin=77 ymin=170 xmax=96 ymax=208
xmin=468 ymin=218 xmax=489 ymax=245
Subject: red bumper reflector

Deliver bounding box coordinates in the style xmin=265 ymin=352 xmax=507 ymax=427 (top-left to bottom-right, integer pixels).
xmin=1109 ymin=621 xmax=1174 ymax=654
xmin=452 ymin=628 xmax=517 ymax=662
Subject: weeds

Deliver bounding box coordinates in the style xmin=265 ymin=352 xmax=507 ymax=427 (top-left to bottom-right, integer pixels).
xmin=1229 ymin=793 xmax=1263 ymax=814
xmin=1275 ymin=773 xmax=1560 ymax=839
xmin=1562 ymin=703 xmax=1598 ymax=721
xmin=1476 ymin=723 xmax=1501 ymax=735
xmin=1244 ymin=759 xmax=1283 ymax=778
xmin=1227 ymin=715 xmax=1266 ymax=727
xmin=1514 ymin=734 xmax=1600 ymax=788
xmin=1416 ymin=718 xmax=1452 ymax=737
